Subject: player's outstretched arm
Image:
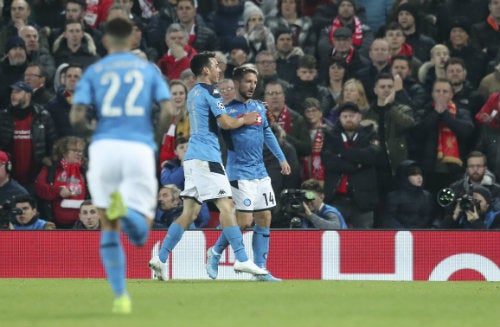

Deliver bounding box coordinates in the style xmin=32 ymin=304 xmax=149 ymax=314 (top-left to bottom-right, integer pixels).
xmin=156 ymin=100 xmax=176 ymax=146
xmin=217 ymin=111 xmax=259 ymax=130
xmin=70 ymin=104 xmax=94 ymax=137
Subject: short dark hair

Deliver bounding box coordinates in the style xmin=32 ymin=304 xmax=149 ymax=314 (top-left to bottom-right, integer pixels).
xmin=105 ymin=17 xmax=133 ymax=38
xmin=391 ymin=54 xmax=411 ymax=66
xmin=67 ymin=0 xmax=87 ymax=11
xmin=174 ymin=136 xmax=189 ymax=148
xmin=385 ymin=21 xmax=404 ymax=34
xmin=190 ymin=51 xmax=216 ymax=77
xmin=445 ymin=57 xmax=466 ymax=71
xmin=298 ymin=54 xmax=317 ymax=70
xmin=466 ymin=151 xmax=487 ymax=165
xmin=302 ymin=97 xmax=320 ymax=111
xmin=232 ymin=63 xmax=258 ymax=81
xmin=329 ymin=57 xmax=347 ymax=69
xmin=375 ymin=72 xmax=394 ymax=84
xmin=13 ymin=194 xmax=37 ymax=209
xmin=301 ymin=179 xmax=324 ymax=194
xmin=65 ymin=18 xmax=84 ymax=30
xmin=80 ymin=199 xmax=93 ymax=209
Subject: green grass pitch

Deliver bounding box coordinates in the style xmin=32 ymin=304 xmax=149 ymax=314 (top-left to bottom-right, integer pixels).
xmin=1 ymin=279 xmax=499 ymax=327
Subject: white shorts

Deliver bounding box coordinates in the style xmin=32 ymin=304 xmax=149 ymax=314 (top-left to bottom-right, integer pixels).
xmin=231 ymin=177 xmax=276 ymax=212
xmin=87 ymin=140 xmax=157 ymax=218
xmin=180 ymin=159 xmax=232 ymax=203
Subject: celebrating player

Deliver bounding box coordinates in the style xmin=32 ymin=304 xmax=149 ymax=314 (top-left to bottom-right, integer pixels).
xmin=206 ymin=63 xmax=291 ymax=281
xmin=148 ymin=52 xmax=268 ymax=280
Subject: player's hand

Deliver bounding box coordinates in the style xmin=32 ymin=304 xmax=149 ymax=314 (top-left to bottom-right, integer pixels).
xmin=280 ymin=161 xmax=291 ymax=175
xmin=242 ymin=111 xmax=259 ymax=125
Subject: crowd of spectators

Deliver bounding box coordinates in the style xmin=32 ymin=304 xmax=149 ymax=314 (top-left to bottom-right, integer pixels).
xmin=2 ymin=0 xmax=500 ymax=230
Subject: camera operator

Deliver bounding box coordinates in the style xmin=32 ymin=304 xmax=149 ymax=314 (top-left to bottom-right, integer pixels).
xmin=0 ymin=151 xmax=28 ymax=206
xmin=0 ymin=151 xmax=29 ymax=229
xmin=296 ymin=179 xmax=348 ymax=229
xmin=9 ymin=194 xmax=56 ymax=230
xmin=443 ymin=185 xmax=500 ymax=229
xmin=447 ymin=151 xmax=500 ymax=211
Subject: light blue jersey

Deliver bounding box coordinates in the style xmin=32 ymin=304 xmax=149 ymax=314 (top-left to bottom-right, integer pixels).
xmin=222 ymin=99 xmax=285 ymax=181
xmin=73 ymin=52 xmax=171 ymax=150
xmin=184 ymin=83 xmax=227 ymax=162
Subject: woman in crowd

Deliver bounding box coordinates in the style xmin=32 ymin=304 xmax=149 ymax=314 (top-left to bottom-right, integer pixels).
xmin=158 ymin=80 xmax=190 ymax=167
xmin=34 ymin=136 xmax=88 ymax=229
xmin=325 ymin=78 xmax=369 ymax=125
xmin=265 ymin=0 xmax=316 ymax=54
xmin=323 ymin=58 xmax=348 ymax=111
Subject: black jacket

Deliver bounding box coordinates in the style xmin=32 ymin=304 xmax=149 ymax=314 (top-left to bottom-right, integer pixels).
xmin=475 ymin=125 xmax=500 ymax=181
xmin=471 ymin=20 xmax=500 ymax=62
xmin=383 ymin=160 xmax=435 ymax=228
xmin=190 ymin=22 xmax=220 ymax=52
xmin=414 ymin=103 xmax=474 ymax=173
xmin=395 ymin=77 xmax=429 ymax=111
xmin=321 ymin=122 xmax=380 ymax=211
xmin=0 ymin=104 xmax=58 ymax=176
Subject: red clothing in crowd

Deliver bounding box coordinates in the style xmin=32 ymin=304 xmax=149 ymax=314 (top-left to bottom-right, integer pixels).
xmin=157 ymin=45 xmax=197 ymax=81
xmin=35 ymin=161 xmax=86 ymax=226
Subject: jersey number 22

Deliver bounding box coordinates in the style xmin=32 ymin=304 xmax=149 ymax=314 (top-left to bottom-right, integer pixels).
xmin=101 ymin=70 xmax=145 ymax=117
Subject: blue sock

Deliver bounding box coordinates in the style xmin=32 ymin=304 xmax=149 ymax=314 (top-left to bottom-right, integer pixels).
xmin=100 ymin=231 xmax=126 ymax=297
xmin=253 ymin=225 xmax=270 ymax=268
xmin=222 ymin=226 xmax=248 ymax=262
xmin=158 ymin=223 xmax=184 ymax=263
xmin=213 ymin=232 xmax=230 ymax=255
xmin=121 ymin=208 xmax=149 ymax=246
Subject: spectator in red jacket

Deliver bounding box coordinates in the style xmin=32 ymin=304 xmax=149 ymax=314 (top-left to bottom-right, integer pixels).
xmin=476 ymin=91 xmax=500 ymax=130
xmin=35 ymin=136 xmax=88 ymax=229
xmin=157 ymin=23 xmax=197 ymax=81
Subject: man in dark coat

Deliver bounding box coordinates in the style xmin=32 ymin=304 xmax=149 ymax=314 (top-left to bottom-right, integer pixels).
xmin=321 ymin=102 xmax=380 ymax=228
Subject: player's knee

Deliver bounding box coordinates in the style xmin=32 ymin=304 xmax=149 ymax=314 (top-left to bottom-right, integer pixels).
xmin=129 ymin=232 xmax=148 ymax=246
xmin=238 ymin=219 xmax=253 ymax=230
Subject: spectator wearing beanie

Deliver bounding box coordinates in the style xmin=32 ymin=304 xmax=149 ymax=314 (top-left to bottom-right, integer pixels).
xmin=471 ymin=0 xmax=500 ymax=63
xmin=239 ymin=1 xmax=275 ymax=62
xmin=396 ymin=3 xmax=435 ymax=62
xmin=444 ymin=17 xmax=486 ymax=88
xmin=382 ymin=160 xmax=436 ymax=229
xmin=0 ymin=36 xmax=29 ymax=108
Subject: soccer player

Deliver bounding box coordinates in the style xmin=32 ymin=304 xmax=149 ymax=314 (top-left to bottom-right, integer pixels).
xmin=148 ymin=52 xmax=268 ymax=280
xmin=70 ymin=17 xmax=173 ymax=314
xmin=206 ymin=64 xmax=291 ymax=281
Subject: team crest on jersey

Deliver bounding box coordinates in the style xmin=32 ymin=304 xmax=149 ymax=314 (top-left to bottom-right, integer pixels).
xmin=243 ymin=198 xmax=252 ymax=207
xmin=217 ymin=101 xmax=225 ymax=111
